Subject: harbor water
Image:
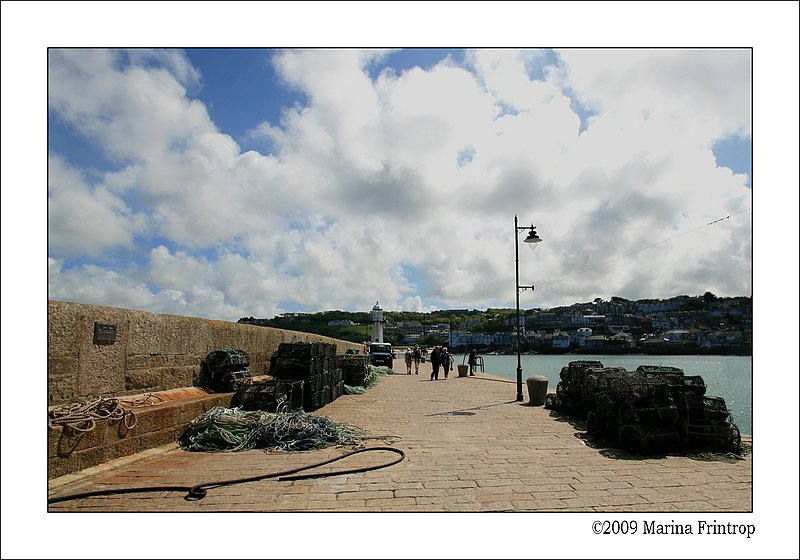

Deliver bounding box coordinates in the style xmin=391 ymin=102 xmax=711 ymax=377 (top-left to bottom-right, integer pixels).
xmin=453 ymin=353 xmax=752 ymax=435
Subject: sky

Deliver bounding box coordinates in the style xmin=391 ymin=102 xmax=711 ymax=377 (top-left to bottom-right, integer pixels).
xmin=41 ymin=31 xmax=778 ymax=326
xmin=44 ymin=45 xmax=756 ymax=321
xmin=3 ymin=2 xmax=800 ymax=560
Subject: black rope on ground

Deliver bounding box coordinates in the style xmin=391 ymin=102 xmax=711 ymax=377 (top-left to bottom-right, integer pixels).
xmin=47 ymin=446 xmax=405 ymax=505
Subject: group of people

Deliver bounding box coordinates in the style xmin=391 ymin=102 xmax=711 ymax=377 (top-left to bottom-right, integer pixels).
xmin=404 ymin=345 xmax=424 ymax=375
xmin=403 ymin=346 xmax=480 ymax=380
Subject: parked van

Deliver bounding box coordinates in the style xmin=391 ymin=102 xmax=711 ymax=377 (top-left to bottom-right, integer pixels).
xmin=368 ymin=343 xmax=394 ymax=369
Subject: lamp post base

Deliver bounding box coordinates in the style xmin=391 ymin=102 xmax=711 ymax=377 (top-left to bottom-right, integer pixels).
xmin=516 ymin=366 xmax=524 ymax=401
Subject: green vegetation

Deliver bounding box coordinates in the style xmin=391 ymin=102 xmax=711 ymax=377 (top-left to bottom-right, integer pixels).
xmin=238 ymin=294 xmax=752 ymax=348
xmin=238 ymin=308 xmax=511 ymax=345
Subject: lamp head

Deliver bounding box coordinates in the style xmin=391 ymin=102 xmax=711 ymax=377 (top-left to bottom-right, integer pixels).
xmin=523 ymin=226 xmax=542 ymax=249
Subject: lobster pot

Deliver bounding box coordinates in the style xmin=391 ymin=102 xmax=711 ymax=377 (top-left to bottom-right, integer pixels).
xmin=619 ymin=374 xmax=674 ymax=410
xmin=331 ymin=368 xmax=344 ymax=399
xmin=275 ymin=342 xmax=314 ymax=359
xmin=618 ymin=423 xmax=681 ymax=454
xmin=303 ymin=385 xmax=329 ymax=412
xmin=271 ymin=343 xmax=338 ymax=412
xmin=544 ymin=392 xmax=559 ymax=410
xmin=557 ymin=360 xmax=606 ymax=418
xmin=582 ymin=367 xmax=628 ymax=416
xmin=275 ymin=379 xmax=305 ymax=411
xmin=270 ymin=356 xmax=314 ymax=379
xmin=606 ymin=372 xmax=679 ymax=452
xmin=206 ymin=348 xmax=250 ymax=370
xmin=635 ymin=365 xmax=685 ymax=376
xmin=202 ymin=348 xmax=252 ymax=392
xmin=674 ymin=394 xmax=732 ymax=424
xmin=270 ymin=342 xmax=334 ymax=378
xmin=618 ymin=403 xmax=679 ymax=427
xmin=230 ymin=379 xmax=305 ymax=412
xmin=563 ymin=360 xmax=604 ymax=383
xmin=698 ymin=396 xmax=733 ymax=422
xmin=660 ymin=374 xmax=707 ymax=397
xmin=338 ymin=354 xmax=369 ymax=386
xmin=552 ymin=360 xmax=742 ymax=456
xmin=685 ymin=421 xmax=742 ymax=453
xmin=679 ymin=395 xmax=742 ymax=453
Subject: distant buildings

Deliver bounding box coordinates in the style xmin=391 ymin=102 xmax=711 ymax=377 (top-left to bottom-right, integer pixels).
xmin=439 ymin=295 xmax=751 ymax=355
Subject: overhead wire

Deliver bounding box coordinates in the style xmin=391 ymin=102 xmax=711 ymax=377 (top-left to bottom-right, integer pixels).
xmin=538 ymin=208 xmax=751 ymax=290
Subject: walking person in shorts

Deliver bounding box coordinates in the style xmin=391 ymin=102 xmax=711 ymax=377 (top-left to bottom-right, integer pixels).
xmin=412 ymin=345 xmax=422 ymax=374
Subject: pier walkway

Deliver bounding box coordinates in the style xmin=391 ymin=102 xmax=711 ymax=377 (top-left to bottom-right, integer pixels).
xmin=48 ymin=364 xmax=752 ymax=514
xmin=40 ymin=364 xmax=772 ymax=558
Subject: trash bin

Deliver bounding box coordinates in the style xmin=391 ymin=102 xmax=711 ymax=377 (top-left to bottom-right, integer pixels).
xmin=526 ymin=375 xmax=548 ymax=406
xmin=457 ymin=364 xmax=469 ymax=377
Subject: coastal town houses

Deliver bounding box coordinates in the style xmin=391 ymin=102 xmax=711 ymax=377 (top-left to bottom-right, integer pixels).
xmin=244 ymin=294 xmax=750 ymax=356
xmin=445 ymin=295 xmax=751 ymax=355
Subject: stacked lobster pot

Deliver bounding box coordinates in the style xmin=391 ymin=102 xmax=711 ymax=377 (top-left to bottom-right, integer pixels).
xmin=639 ymin=366 xmax=741 ymax=453
xmin=336 ymin=353 xmax=370 ymax=387
xmin=230 ymin=378 xmax=305 ymax=413
xmin=613 ymin=372 xmax=681 ymax=453
xmin=552 ymin=360 xmax=603 ymax=418
xmin=201 ymin=348 xmax=253 ymax=393
xmin=581 ymin=367 xmax=629 ymax=444
xmin=548 ymin=360 xmax=742 ymax=455
xmin=269 ymin=342 xmax=342 ymax=412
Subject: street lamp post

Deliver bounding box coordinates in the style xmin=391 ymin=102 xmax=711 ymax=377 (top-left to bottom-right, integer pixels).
xmin=514 ymin=215 xmax=542 ymax=401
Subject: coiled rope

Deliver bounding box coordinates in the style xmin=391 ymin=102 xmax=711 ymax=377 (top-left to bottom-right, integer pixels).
xmin=48 ymin=395 xmax=137 ymax=432
xmin=47 ymin=446 xmax=405 ymax=504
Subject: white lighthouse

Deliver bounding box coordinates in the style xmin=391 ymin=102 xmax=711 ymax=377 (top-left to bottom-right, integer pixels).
xmin=371 ymin=301 xmax=385 ymax=343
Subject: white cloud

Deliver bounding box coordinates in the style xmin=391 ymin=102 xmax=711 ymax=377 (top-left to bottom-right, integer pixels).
xmin=46 ymin=47 xmax=754 ymax=321
xmin=47 ymin=154 xmax=147 ymax=256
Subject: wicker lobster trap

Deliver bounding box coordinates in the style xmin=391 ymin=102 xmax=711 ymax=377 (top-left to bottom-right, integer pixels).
xmin=269 ymin=342 xmax=342 ymax=412
xmin=201 ymin=348 xmax=252 ymax=393
xmin=230 ymin=379 xmax=305 ymax=413
xmin=550 ymin=360 xmax=742 ymax=455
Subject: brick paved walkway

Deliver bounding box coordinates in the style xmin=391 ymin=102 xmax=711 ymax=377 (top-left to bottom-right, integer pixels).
xmin=48 ymin=365 xmax=752 ymax=514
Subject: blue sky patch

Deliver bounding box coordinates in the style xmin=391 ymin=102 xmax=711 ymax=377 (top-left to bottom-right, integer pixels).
xmin=712 ymin=134 xmax=752 ymax=187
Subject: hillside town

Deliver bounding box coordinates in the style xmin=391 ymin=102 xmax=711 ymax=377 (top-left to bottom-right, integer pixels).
xmin=241 ymin=293 xmax=752 ymax=355
xmin=449 ymin=294 xmax=751 ymax=355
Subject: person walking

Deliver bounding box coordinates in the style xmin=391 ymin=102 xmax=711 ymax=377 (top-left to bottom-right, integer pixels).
xmin=429 ymin=346 xmax=441 ymax=380
xmin=404 ymin=347 xmax=413 ymax=374
xmin=468 ymin=349 xmax=478 ymax=376
xmin=440 ymin=347 xmax=451 ymax=380
xmin=412 ymin=345 xmax=422 ymax=374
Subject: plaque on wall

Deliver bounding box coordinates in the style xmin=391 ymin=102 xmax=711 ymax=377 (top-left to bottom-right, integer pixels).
xmin=93 ymin=322 xmax=117 ymax=344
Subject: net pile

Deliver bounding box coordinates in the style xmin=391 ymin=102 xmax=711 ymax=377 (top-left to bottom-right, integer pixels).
xmin=200 ymin=349 xmax=252 ymax=393
xmin=547 ymin=360 xmax=742 ymax=455
xmin=269 ymin=343 xmax=343 ymax=412
xmin=178 ymin=406 xmax=368 ymax=452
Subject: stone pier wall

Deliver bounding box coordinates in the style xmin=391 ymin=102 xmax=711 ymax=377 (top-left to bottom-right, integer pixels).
xmin=47 ymin=300 xmax=362 ymax=479
xmin=48 ymin=300 xmax=360 ymax=406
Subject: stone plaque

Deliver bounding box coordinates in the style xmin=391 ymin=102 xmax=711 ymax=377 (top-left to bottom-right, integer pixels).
xmin=93 ymin=322 xmax=117 ymax=344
